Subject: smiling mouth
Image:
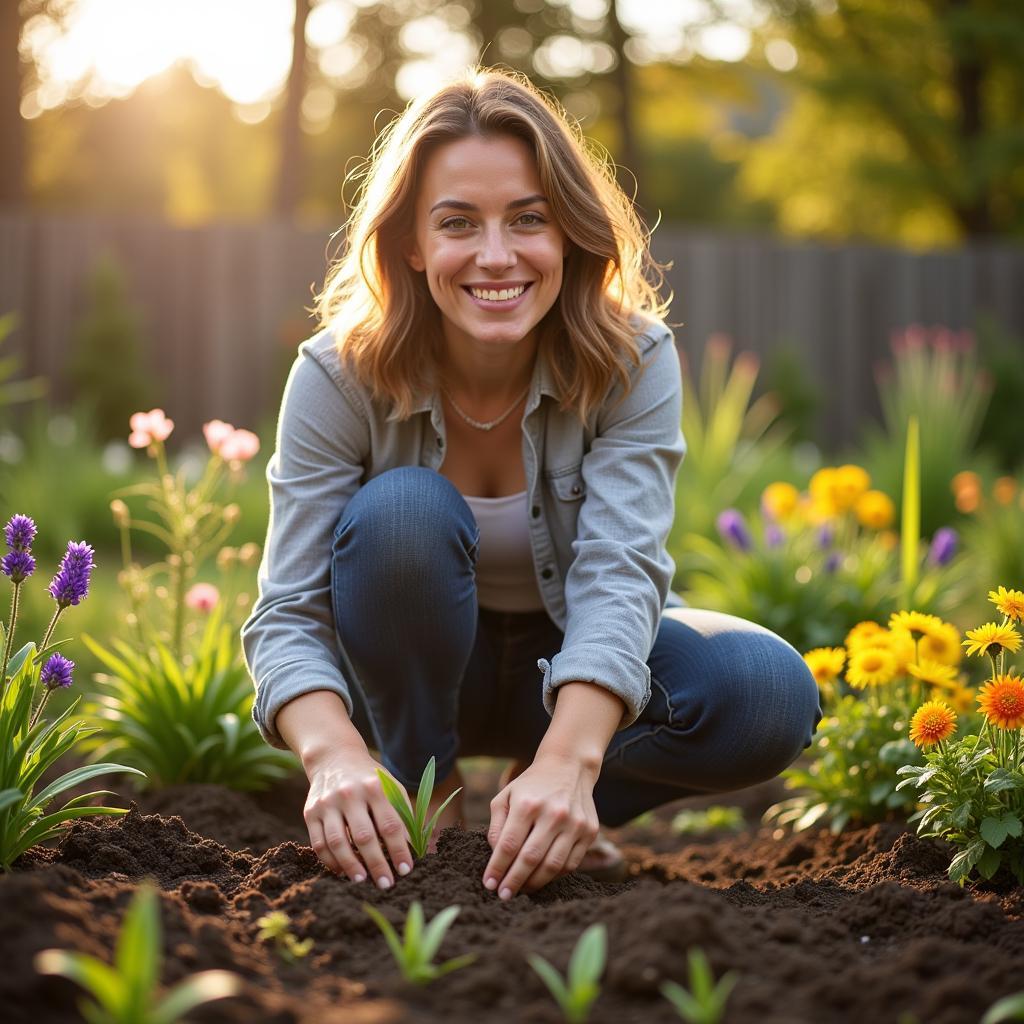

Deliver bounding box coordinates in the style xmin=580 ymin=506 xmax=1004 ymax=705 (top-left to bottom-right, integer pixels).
xmin=462 ymin=283 xmax=533 ymax=303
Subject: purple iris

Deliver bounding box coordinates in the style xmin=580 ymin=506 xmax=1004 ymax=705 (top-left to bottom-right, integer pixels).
xmin=48 ymin=541 xmax=96 ymax=607
xmin=928 ymin=527 xmax=958 ymax=567
xmin=716 ymin=509 xmax=753 ymax=552
xmin=4 ymin=514 xmax=36 ymax=552
xmin=40 ymin=652 xmax=74 ymax=690
xmin=1 ymin=549 xmax=35 ymax=583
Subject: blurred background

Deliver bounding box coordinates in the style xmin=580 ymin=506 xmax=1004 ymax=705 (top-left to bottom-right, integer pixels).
xmin=1 ymin=0 xmax=1023 ymax=668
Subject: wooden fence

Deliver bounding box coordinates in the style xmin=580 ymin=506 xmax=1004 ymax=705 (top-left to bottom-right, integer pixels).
xmin=1 ymin=207 xmax=1021 ymax=449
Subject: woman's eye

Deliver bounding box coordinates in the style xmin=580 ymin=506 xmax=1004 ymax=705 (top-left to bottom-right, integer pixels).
xmin=441 ymin=216 xmax=471 ymax=229
xmin=517 ymin=213 xmax=544 ymax=226
xmin=439 ymin=213 xmax=545 ymax=230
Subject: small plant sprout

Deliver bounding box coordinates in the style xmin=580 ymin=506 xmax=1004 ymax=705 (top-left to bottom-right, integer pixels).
xmin=670 ymin=805 xmax=744 ymax=835
xmin=660 ymin=947 xmax=739 ymax=1024
xmin=376 ymin=756 xmax=462 ymax=859
xmin=34 ymin=881 xmax=241 ymax=1024
xmin=526 ymin=922 xmax=607 ymax=1024
xmin=362 ymin=900 xmax=475 ymax=985
xmin=982 ymin=991 xmax=1024 ymax=1023
xmin=256 ymin=910 xmax=313 ymax=964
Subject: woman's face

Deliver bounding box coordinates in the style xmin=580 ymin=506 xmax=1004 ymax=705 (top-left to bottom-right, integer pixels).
xmin=403 ymin=133 xmax=570 ymax=355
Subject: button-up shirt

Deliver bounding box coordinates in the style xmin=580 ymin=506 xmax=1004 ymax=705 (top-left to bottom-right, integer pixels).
xmin=242 ymin=315 xmax=687 ymax=749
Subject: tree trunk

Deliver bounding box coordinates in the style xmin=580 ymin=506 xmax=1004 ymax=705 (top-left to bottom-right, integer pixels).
xmin=0 ymin=1 xmax=26 ymax=206
xmin=273 ymin=0 xmax=311 ymax=219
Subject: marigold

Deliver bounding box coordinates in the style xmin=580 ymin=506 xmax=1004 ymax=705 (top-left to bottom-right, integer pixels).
xmin=993 ymin=477 xmax=1018 ymax=506
xmin=977 ymin=674 xmax=1024 ymax=729
xmin=889 ymin=610 xmax=943 ymax=639
xmin=834 ymin=465 xmax=871 ymax=511
xmin=962 ymin=622 xmax=1022 ymax=659
xmin=855 ymin=490 xmax=895 ymax=530
xmin=803 ymin=647 xmax=846 ymax=687
xmin=809 ymin=468 xmax=841 ymax=518
xmin=989 ymin=586 xmax=1024 ymax=623
xmin=846 ymin=646 xmax=898 ymax=689
xmin=909 ymin=701 xmax=957 ymax=748
xmin=917 ymin=621 xmax=963 ymax=666
xmin=762 ymin=482 xmax=800 ymax=521
xmin=845 ymin=621 xmax=885 ymax=651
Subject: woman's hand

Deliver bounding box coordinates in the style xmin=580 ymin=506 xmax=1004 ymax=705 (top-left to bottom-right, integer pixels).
xmin=303 ymin=747 xmax=415 ymax=889
xmin=483 ymin=751 xmax=601 ymax=898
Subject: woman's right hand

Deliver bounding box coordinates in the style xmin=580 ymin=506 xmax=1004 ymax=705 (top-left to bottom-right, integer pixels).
xmin=303 ymin=747 xmax=415 ymax=889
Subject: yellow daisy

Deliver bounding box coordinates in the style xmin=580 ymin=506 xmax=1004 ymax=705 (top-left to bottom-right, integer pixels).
xmin=855 ymin=490 xmax=895 ymax=530
xmin=943 ymin=682 xmax=977 ymax=715
xmin=803 ymin=647 xmax=846 ymax=687
xmin=867 ymin=627 xmax=916 ymax=672
xmin=989 ymin=586 xmax=1024 ymax=623
xmin=907 ymin=659 xmax=959 ymax=688
xmin=909 ymin=701 xmax=957 ymax=748
xmin=962 ymin=622 xmax=1022 ymax=659
xmin=762 ymin=482 xmax=800 ymax=522
xmin=977 ymin=674 xmax=1024 ymax=730
xmin=889 ymin=610 xmax=944 ymax=639
xmin=845 ymin=621 xmax=886 ymax=651
xmin=917 ymin=621 xmax=963 ymax=667
xmin=846 ymin=646 xmax=898 ymax=689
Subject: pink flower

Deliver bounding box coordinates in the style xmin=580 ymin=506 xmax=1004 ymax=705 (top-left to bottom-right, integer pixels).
xmin=185 ymin=582 xmax=220 ymax=613
xmin=218 ymin=429 xmax=260 ymax=464
xmin=128 ymin=409 xmax=174 ymax=448
xmin=203 ymin=419 xmax=236 ymax=455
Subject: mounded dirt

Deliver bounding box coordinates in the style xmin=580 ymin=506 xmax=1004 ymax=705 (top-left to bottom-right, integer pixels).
xmin=4 ymin=763 xmax=1022 ymax=1024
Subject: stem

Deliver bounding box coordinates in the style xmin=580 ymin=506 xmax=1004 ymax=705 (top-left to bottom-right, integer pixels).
xmin=29 ymin=688 xmax=50 ymax=730
xmin=34 ymin=605 xmax=65 ymax=663
xmin=0 ymin=581 xmax=21 ymax=699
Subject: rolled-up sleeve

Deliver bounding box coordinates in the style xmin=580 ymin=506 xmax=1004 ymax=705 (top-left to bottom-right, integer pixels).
xmin=537 ymin=324 xmax=686 ymax=729
xmin=241 ymin=345 xmax=370 ymax=750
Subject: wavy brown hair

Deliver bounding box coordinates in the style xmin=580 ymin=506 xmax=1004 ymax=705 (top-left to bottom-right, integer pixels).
xmin=314 ymin=65 xmax=672 ymax=424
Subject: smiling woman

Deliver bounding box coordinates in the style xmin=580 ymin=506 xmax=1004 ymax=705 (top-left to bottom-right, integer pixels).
xmin=242 ymin=65 xmax=821 ymax=907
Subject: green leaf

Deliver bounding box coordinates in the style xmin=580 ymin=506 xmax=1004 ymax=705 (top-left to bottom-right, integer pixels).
xmin=568 ymin=924 xmax=606 ymax=992
xmin=981 ymin=817 xmax=1010 ymax=849
xmin=149 ymin=971 xmax=242 ymax=1024
xmin=115 ymin=883 xmax=161 ymax=1018
xmin=527 ymin=953 xmax=571 ymax=1010
xmin=978 ymin=845 xmax=1003 ymax=881
xmin=415 ymin=757 xmax=436 ymax=833
xmin=420 ymin=904 xmax=459 ymax=964
xmin=363 ymin=904 xmax=406 ymax=970
xmin=6 ymin=642 xmax=36 ymax=681
xmin=951 ymin=802 xmax=973 ymax=830
xmin=32 ymin=763 xmax=146 ymax=811
xmin=1003 ymin=815 xmax=1023 ymax=839
xmin=981 ymin=992 xmax=1024 ymax=1024
xmin=34 ymin=949 xmax=125 ymax=1012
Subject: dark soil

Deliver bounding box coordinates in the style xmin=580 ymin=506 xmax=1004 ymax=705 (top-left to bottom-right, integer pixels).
xmin=3 ymin=762 xmax=1022 ymax=1024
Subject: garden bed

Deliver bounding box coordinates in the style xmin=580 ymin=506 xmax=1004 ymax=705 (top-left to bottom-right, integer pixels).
xmin=3 ymin=763 xmax=1022 ymax=1024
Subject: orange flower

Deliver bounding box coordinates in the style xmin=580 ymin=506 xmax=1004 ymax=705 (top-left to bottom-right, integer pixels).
xmin=977 ymin=674 xmax=1024 ymax=729
xmin=909 ymin=701 xmax=957 ymax=748
xmin=855 ymin=490 xmax=895 ymax=530
xmin=951 ymin=470 xmax=981 ymax=495
xmin=993 ymin=477 xmax=1018 ymax=506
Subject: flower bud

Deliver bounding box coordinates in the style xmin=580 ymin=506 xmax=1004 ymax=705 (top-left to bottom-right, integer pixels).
xmin=238 ymin=542 xmax=261 ymax=567
xmin=216 ymin=546 xmax=238 ymax=570
xmin=223 ymin=504 xmax=241 ymax=525
xmin=109 ymin=499 xmax=130 ymax=528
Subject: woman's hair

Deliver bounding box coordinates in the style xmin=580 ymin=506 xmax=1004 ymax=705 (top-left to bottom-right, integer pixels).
xmin=313 ymin=65 xmax=672 ymax=423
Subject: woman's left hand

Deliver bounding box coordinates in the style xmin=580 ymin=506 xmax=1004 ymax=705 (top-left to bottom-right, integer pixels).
xmin=483 ymin=752 xmax=601 ymax=898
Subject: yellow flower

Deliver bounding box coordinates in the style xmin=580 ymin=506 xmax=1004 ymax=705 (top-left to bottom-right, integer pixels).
xmin=803 ymin=647 xmax=846 ymax=687
xmin=917 ymin=621 xmax=963 ymax=667
xmin=762 ymin=482 xmax=800 ymax=521
xmin=834 ymin=464 xmax=871 ymax=511
xmin=962 ymin=622 xmax=1022 ymax=659
xmin=845 ymin=621 xmax=886 ymax=651
xmin=846 ymin=646 xmax=898 ymax=689
xmin=809 ymin=468 xmax=841 ymax=518
xmin=977 ymin=674 xmax=1024 ymax=729
xmin=907 ymin=659 xmax=958 ymax=688
xmin=944 ymin=682 xmax=977 ymax=715
xmin=855 ymin=490 xmax=895 ymax=530
xmin=889 ymin=611 xmax=943 ymax=639
xmin=993 ymin=477 xmax=1018 ymax=506
xmin=865 ymin=627 xmax=916 ymax=672
xmin=909 ymin=701 xmax=957 ymax=748
xmin=989 ymin=586 xmax=1024 ymax=623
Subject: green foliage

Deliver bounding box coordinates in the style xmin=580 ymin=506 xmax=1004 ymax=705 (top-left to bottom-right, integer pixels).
xmin=0 ymin=311 xmax=48 ymax=425
xmin=670 ymin=805 xmax=744 ymax=836
xmin=377 ymin=755 xmax=462 ymax=860
xmin=527 ymin=923 xmax=607 ymax=1024
xmin=77 ymin=603 xmax=296 ymax=791
xmin=362 ymin=900 xmax=475 ymax=986
xmin=34 ymin=881 xmax=241 ymax=1024
xmin=255 ymin=910 xmax=313 ymax=964
xmin=982 ymin=992 xmax=1024 ymax=1024
xmin=959 ymin=476 xmax=1024 ymax=612
xmin=67 ymin=252 xmax=160 ymax=443
xmin=768 ymin=694 xmax=923 ymax=834
xmin=858 ymin=327 xmax=993 ymax=537
xmin=660 ymin=947 xmax=739 ymax=1024
xmin=975 ymin=316 xmax=1024 ymax=473
xmin=759 ymin=342 xmax=822 ymax=445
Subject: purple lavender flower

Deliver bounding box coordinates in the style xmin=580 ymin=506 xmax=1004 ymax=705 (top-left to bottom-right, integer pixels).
xmin=824 ymin=551 xmax=842 ymax=574
xmin=928 ymin=527 xmax=958 ymax=567
xmin=4 ymin=514 xmax=37 ymax=552
xmin=40 ymin=652 xmax=74 ymax=690
xmin=1 ymin=549 xmax=35 ymax=583
xmin=764 ymin=523 xmax=785 ymax=548
xmin=716 ymin=509 xmax=753 ymax=552
xmin=816 ymin=524 xmax=834 ymax=549
xmin=48 ymin=541 xmax=96 ymax=607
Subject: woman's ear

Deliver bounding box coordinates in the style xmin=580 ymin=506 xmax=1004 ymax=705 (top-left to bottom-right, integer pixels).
xmin=403 ymin=238 xmax=425 ymax=272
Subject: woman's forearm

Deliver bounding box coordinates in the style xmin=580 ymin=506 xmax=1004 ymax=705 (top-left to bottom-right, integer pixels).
xmin=536 ymin=680 xmax=625 ymax=774
xmin=275 ymin=690 xmax=368 ymax=769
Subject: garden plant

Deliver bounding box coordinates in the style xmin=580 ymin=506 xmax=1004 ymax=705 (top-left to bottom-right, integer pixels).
xmin=377 ymin=755 xmax=464 ymax=859
xmin=660 ymin=946 xmax=739 ymax=1023
xmin=527 ymin=922 xmax=607 ymax=1024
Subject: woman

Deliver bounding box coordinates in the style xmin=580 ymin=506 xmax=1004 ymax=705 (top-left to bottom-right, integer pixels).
xmin=242 ymin=66 xmax=821 ymax=903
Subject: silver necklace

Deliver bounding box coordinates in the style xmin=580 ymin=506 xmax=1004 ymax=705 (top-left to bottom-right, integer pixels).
xmin=441 ymin=383 xmax=531 ymax=431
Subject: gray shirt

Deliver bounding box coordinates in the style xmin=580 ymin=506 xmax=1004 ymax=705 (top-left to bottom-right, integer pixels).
xmin=242 ymin=315 xmax=687 ymax=749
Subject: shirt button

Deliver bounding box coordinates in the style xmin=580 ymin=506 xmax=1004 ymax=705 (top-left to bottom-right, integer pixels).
xmin=571 ymin=484 xmax=581 ymax=495
xmin=531 ymin=504 xmax=541 ymax=518
xmin=541 ymin=566 xmax=554 ymax=580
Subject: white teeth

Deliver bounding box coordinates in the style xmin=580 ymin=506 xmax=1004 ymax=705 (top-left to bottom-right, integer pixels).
xmin=469 ymin=284 xmax=526 ymax=302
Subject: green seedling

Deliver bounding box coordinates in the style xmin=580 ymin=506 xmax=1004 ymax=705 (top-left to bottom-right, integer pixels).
xmin=660 ymin=947 xmax=738 ymax=1024
xmin=376 ymin=755 xmax=461 ymax=859
xmin=256 ymin=910 xmax=313 ymax=964
xmin=982 ymin=992 xmax=1024 ymax=1023
xmin=526 ymin=922 xmax=606 ymax=1024
xmin=34 ymin=881 xmax=241 ymax=1024
xmin=362 ymin=899 xmax=476 ymax=985
xmin=670 ymin=805 xmax=744 ymax=836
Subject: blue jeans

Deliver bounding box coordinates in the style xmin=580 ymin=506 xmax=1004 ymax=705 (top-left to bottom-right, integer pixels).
xmin=330 ymin=467 xmax=822 ymax=828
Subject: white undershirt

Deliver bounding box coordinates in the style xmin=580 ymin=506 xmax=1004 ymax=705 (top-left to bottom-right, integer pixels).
xmin=463 ymin=489 xmax=546 ymax=612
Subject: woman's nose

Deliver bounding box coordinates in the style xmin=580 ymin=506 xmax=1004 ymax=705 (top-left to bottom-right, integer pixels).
xmin=475 ymin=226 xmax=515 ymax=270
